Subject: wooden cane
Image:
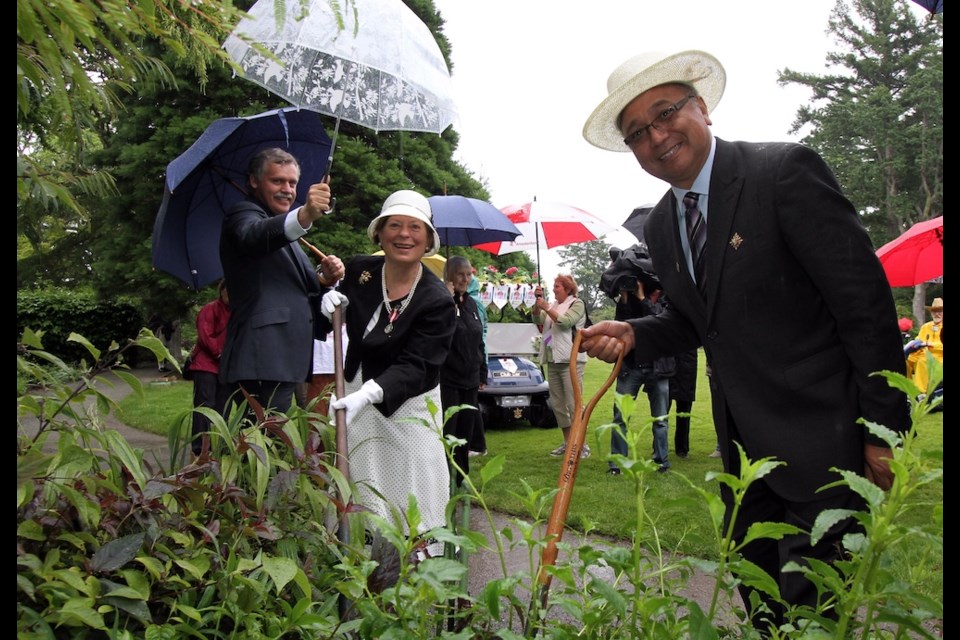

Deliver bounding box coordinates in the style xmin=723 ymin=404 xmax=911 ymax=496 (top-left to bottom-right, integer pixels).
xmin=529 ymin=330 xmax=623 ymax=630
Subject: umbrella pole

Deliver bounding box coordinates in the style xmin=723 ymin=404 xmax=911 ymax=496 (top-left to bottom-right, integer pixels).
xmin=324 ymin=116 xmax=343 ymax=179
xmin=535 ymin=223 xmax=542 ymax=286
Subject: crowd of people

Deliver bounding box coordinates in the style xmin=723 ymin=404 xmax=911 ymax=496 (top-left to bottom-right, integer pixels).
xmin=168 ymin=46 xmax=939 ymax=633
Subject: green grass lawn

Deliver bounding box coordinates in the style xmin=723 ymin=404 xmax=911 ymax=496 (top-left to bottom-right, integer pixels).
xmin=117 ymin=353 xmax=943 ymax=598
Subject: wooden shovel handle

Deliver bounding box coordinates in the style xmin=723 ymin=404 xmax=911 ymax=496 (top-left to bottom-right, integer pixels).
xmin=537 ymin=331 xmax=623 ymax=586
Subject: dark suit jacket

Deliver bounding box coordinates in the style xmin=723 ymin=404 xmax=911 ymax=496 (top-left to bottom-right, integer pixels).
xmin=317 ymin=255 xmax=456 ymax=417
xmin=630 ymin=139 xmax=910 ymax=501
xmin=219 ymin=198 xmax=325 ymax=385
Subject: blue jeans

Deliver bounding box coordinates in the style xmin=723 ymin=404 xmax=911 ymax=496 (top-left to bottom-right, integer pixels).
xmin=610 ymin=364 xmax=670 ymax=469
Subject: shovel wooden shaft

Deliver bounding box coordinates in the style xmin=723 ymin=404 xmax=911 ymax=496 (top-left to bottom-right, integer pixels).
xmin=332 ymin=306 xmax=349 ymax=533
xmin=535 ymin=332 xmax=623 ymax=596
xmin=300 ymin=235 xmax=350 ymax=618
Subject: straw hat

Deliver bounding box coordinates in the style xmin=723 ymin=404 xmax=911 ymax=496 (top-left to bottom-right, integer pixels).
xmin=925 ymin=297 xmax=943 ymax=312
xmin=582 ymin=50 xmax=726 ymax=152
xmin=367 ymin=189 xmax=441 ymax=258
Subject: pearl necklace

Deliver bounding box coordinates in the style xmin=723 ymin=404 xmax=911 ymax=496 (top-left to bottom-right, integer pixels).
xmin=381 ymin=264 xmax=423 ymax=334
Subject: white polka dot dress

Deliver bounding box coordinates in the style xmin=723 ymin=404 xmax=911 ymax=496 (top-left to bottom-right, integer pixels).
xmin=344 ymin=366 xmax=450 ymax=557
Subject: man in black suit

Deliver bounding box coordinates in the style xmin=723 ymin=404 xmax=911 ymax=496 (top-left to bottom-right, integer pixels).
xmin=580 ymin=50 xmax=910 ymax=631
xmin=219 ymin=148 xmax=345 ymax=413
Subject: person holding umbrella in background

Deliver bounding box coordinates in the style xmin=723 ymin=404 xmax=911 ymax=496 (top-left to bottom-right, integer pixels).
xmin=579 ymin=50 xmax=910 ymax=632
xmin=318 ymin=190 xmax=455 ymax=558
xmin=219 ymin=147 xmax=344 ymax=414
xmin=533 ymin=275 xmax=589 ymax=459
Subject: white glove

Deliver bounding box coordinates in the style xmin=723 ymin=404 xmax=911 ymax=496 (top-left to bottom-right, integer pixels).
xmin=320 ymin=290 xmax=349 ymax=321
xmin=330 ymin=379 xmax=384 ymax=425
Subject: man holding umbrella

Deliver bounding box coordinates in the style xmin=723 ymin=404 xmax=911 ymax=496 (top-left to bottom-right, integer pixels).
xmin=219 ymin=147 xmax=345 ymax=413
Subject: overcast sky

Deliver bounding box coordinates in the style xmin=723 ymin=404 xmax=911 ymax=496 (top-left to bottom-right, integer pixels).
xmin=430 ymin=0 xmax=927 ymax=283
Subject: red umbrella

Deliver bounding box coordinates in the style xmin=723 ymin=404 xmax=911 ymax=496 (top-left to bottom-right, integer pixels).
xmin=473 ymin=199 xmax=618 ymax=278
xmin=875 ymin=216 xmax=943 ymax=287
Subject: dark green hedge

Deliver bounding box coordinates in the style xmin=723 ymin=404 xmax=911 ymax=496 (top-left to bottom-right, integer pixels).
xmin=17 ymin=289 xmax=145 ymax=365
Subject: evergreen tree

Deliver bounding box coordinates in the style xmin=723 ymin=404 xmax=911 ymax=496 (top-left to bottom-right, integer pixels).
xmin=557 ymin=240 xmax=616 ymax=318
xmin=777 ymin=0 xmax=942 ymax=319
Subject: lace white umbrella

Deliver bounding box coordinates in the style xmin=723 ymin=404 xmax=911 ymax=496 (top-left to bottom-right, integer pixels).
xmin=223 ymin=0 xmax=457 ymax=170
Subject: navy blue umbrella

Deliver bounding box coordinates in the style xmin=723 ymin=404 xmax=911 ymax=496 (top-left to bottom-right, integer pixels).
xmin=427 ymin=195 xmax=521 ymax=254
xmin=910 ymin=0 xmax=942 ymax=13
xmin=152 ymin=108 xmax=332 ymax=289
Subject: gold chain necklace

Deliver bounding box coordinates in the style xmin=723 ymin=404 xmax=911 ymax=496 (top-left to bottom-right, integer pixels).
xmin=381 ymin=264 xmax=423 ymax=334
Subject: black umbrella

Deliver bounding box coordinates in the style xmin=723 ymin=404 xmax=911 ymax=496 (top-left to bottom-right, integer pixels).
xmin=622 ymin=204 xmax=655 ymax=244
xmin=152 ymin=108 xmax=332 ymax=290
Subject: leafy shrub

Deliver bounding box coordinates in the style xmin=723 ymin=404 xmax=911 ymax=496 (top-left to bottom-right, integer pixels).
xmin=16 ymin=330 xmax=943 ymax=638
xmin=17 ymin=289 xmax=143 ymax=365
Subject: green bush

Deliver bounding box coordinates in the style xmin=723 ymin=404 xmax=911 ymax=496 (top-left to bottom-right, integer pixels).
xmin=17 ymin=289 xmax=143 ymax=365
xmin=16 ymin=331 xmax=943 ymax=638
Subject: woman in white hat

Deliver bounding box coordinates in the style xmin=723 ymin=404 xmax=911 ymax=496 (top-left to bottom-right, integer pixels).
xmin=907 ymin=297 xmax=943 ymax=396
xmin=318 ymin=190 xmax=455 ymax=557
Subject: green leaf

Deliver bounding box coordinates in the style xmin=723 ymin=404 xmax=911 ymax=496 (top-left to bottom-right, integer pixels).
xmin=17 ymin=519 xmax=45 ymax=542
xmin=730 ymin=558 xmax=780 ymax=600
xmin=479 ymin=452 xmax=505 ymax=485
xmin=59 ymin=598 xmax=106 ymax=629
xmin=135 ymin=555 xmax=166 ymax=581
xmin=810 ymin=508 xmax=858 ymax=546
xmin=174 ymin=556 xmax=211 ymax=581
xmin=262 ymin=555 xmax=298 ymax=594
xmin=91 ymin=533 xmax=145 ymax=572
xmin=738 ymin=521 xmax=804 ymax=548
xmin=66 ymin=331 xmax=101 ymax=360
xmin=101 ymin=594 xmax=153 ymax=624
xmin=103 ymin=430 xmax=148 ymax=491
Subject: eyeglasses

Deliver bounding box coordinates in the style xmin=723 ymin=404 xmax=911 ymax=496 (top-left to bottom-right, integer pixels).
xmin=622 ymin=95 xmax=697 ymax=148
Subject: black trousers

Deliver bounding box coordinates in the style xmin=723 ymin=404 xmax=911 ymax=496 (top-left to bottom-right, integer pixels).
xmin=191 ymin=371 xmax=231 ymax=455
xmin=721 ymin=408 xmax=865 ymax=633
xmin=231 ymin=380 xmax=296 ymax=416
xmin=672 ymin=399 xmax=693 ymax=456
xmin=440 ymin=385 xmax=479 ymax=487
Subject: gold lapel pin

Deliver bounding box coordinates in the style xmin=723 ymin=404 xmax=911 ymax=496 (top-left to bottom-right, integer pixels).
xmin=729 ymin=233 xmax=744 ymax=250
xmin=359 ymin=270 xmax=372 ymax=284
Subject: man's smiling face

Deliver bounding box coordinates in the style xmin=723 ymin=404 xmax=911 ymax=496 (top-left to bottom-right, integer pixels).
xmin=249 ymin=162 xmax=300 ymax=216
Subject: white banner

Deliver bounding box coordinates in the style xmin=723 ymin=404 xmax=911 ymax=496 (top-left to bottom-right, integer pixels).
xmin=492 ymin=284 xmax=509 ymax=309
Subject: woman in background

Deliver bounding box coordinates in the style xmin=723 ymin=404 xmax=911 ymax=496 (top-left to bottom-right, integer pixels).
xmin=188 ymin=279 xmax=231 ymax=456
xmin=440 ymin=256 xmax=487 ymax=488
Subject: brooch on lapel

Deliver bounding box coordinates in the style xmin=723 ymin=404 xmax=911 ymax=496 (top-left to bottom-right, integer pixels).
xmin=359 ymin=271 xmax=372 ymax=285
xmin=729 ymin=233 xmax=744 ymax=250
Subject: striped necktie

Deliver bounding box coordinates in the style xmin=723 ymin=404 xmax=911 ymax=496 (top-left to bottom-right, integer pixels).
xmin=684 ymin=192 xmax=707 ymax=296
